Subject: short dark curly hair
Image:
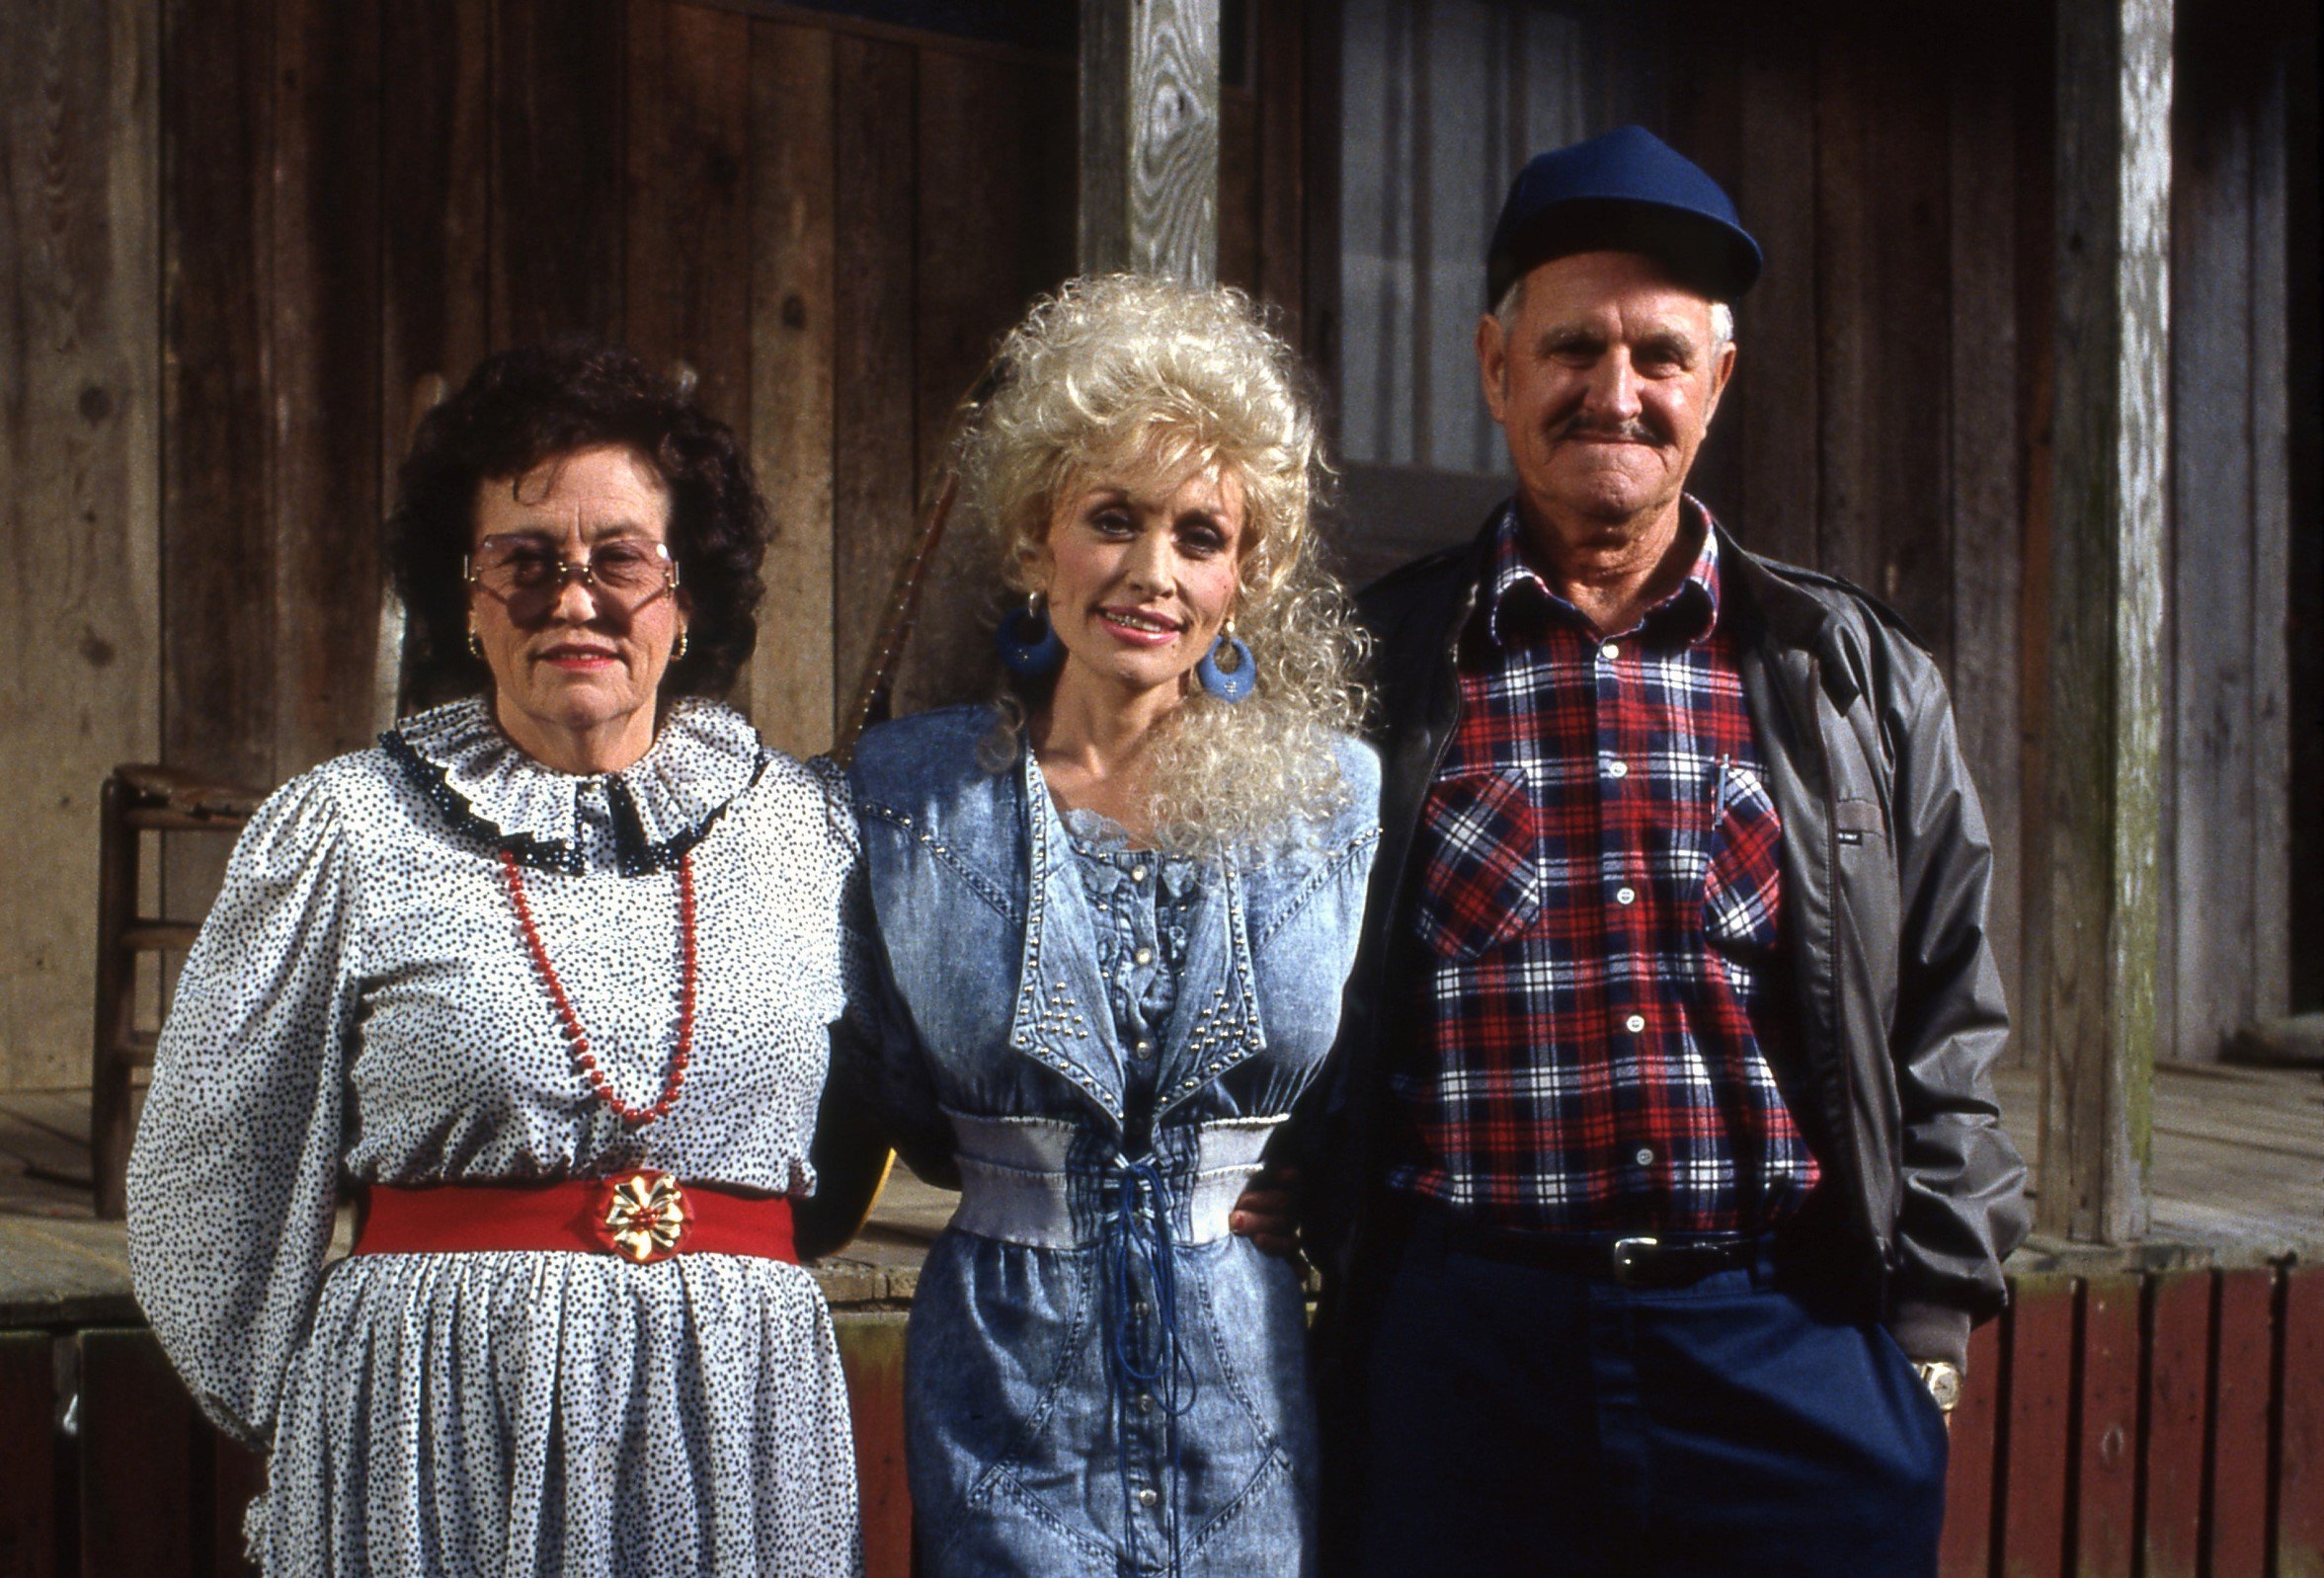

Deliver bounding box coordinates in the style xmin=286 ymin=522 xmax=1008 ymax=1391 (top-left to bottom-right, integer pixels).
xmin=386 ymin=337 xmax=768 ymax=706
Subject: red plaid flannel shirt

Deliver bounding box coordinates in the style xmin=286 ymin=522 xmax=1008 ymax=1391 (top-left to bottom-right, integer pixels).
xmin=1387 ymin=503 xmax=1821 ymax=1236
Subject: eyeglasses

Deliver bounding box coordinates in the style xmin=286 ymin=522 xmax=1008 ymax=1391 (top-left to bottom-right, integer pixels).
xmin=464 ymin=536 xmax=680 ymax=620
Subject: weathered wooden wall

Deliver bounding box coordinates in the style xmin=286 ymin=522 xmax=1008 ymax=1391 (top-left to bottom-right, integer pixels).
xmin=0 ymin=0 xmax=2311 ymax=1091
xmin=0 ymin=0 xmax=1306 ymax=1093
xmin=0 ymin=2 xmax=162 ymax=1097
xmin=1323 ymin=0 xmax=2318 ymax=1066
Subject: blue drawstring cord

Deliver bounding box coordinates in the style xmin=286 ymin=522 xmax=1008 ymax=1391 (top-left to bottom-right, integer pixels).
xmin=1103 ymin=1152 xmax=1199 ymax=1575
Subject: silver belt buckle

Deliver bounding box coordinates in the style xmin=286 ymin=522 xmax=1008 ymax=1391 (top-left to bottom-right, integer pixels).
xmin=1610 ymin=1235 xmax=1660 ymax=1287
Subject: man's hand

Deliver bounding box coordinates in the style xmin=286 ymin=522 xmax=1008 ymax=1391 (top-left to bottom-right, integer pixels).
xmin=1229 ymin=1166 xmax=1303 ymax=1259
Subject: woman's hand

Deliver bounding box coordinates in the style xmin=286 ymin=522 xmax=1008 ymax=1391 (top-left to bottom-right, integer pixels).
xmin=1228 ymin=1166 xmax=1303 ymax=1260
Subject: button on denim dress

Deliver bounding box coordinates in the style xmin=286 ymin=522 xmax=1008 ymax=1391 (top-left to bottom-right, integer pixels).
xmin=841 ymin=706 xmax=1381 ymax=1577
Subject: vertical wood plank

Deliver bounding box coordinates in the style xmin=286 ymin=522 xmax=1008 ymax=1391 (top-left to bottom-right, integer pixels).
xmin=492 ymin=0 xmax=625 ymax=348
xmin=77 ymin=1329 xmax=197 ymax=1578
xmin=380 ymin=0 xmax=491 ymax=462
xmin=1660 ymin=10 xmax=1742 ymax=521
xmin=2284 ymin=24 xmax=2324 ymax=1015
xmin=1947 ymin=44 xmax=2024 ymax=1045
xmin=1252 ymin=0 xmax=1305 ymax=327
xmin=2278 ymin=1264 xmax=2324 ymax=1578
xmin=0 ymin=0 xmax=163 ymax=1090
xmin=1079 ymin=0 xmax=1221 ymax=284
xmin=161 ymin=0 xmax=272 ymax=789
xmin=1731 ymin=31 xmax=1818 ymax=567
xmin=2206 ymin=1268 xmax=2273 ymax=1577
xmin=837 ymin=1313 xmax=911 ymax=1578
xmin=2144 ymin=1270 xmax=2213 ymax=1578
xmin=2039 ymin=0 xmax=2170 ymax=1243
xmin=1999 ymin=1274 xmax=2074 ymax=1578
xmin=829 ymin=36 xmax=917 ymax=735
xmin=160 ymin=0 xmax=273 ymax=955
xmin=2243 ymin=54 xmax=2290 ymax=1029
xmin=1813 ymin=21 xmax=1952 ymax=661
xmin=1810 ymin=29 xmax=1875 ymax=592
xmin=1216 ymin=89 xmax=1260 ymax=296
xmin=2012 ymin=17 xmax=2056 ymax=1077
xmin=1938 ymin=1317 xmax=2002 ymax=1578
xmin=379 ymin=0 xmax=491 ymax=725
xmin=2074 ymin=1276 xmax=2140 ymax=1577
xmin=623 ymin=2 xmax=753 ymax=437
xmin=1297 ymin=0 xmax=1341 ymax=418
xmin=269 ymin=0 xmax=382 ymax=778
xmin=0 ymin=1332 xmax=55 ymax=1578
xmin=2167 ymin=27 xmax=2255 ymax=1065
xmin=895 ymin=45 xmax=1069 ymax=721
xmin=747 ymin=19 xmax=837 ymax=759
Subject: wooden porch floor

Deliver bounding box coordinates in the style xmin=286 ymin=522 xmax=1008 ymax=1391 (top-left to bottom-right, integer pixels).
xmin=2 ymin=1061 xmax=2316 ymax=1325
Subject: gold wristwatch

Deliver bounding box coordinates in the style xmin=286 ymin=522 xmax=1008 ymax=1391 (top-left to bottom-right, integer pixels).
xmin=1913 ymin=1360 xmax=1963 ymax=1414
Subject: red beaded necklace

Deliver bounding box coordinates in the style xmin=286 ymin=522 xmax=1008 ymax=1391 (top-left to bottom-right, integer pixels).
xmin=499 ymin=847 xmax=697 ymax=1127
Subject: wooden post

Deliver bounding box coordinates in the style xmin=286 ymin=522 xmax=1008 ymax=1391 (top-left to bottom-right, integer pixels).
xmin=2038 ymin=0 xmax=2171 ymax=1242
xmin=1079 ymin=0 xmax=1221 ymax=283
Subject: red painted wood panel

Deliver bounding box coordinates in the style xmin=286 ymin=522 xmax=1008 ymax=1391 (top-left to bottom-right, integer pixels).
xmin=76 ymin=1329 xmax=196 ymax=1578
xmin=2000 ymin=1275 xmax=2074 ymax=1578
xmin=2281 ymin=1264 xmax=2324 ymax=1578
xmin=1939 ymin=1317 xmax=2002 ymax=1578
xmin=0 ymin=1332 xmax=55 ymax=1578
xmin=2075 ymin=1277 xmax=2140 ymax=1578
xmin=837 ymin=1314 xmax=911 ymax=1578
xmin=2144 ymin=1270 xmax=2214 ymax=1578
xmin=2208 ymin=1269 xmax=2275 ymax=1577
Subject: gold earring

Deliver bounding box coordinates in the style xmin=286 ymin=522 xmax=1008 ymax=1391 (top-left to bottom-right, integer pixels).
xmin=673 ymin=626 xmax=689 ymax=662
xmin=466 ymin=625 xmax=484 ymax=661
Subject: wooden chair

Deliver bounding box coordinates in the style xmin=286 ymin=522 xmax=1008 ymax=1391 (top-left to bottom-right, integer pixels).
xmin=90 ymin=765 xmax=265 ymax=1219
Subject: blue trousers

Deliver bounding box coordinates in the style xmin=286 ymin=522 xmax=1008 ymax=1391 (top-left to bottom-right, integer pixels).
xmin=1342 ymin=1216 xmax=1949 ymax=1577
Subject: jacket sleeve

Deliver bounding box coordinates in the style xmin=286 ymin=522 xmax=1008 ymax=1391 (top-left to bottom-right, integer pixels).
xmin=1879 ymin=641 xmax=2032 ymax=1367
xmin=824 ymin=805 xmax=962 ymax=1193
xmin=125 ymin=772 xmax=358 ymax=1449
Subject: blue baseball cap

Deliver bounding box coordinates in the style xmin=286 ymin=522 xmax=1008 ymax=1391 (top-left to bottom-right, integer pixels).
xmin=1485 ymin=124 xmax=1762 ymax=308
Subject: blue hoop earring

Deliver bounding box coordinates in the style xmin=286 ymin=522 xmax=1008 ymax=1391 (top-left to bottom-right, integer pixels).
xmin=996 ymin=592 xmax=1066 ymax=676
xmin=1195 ymin=624 xmax=1255 ymax=702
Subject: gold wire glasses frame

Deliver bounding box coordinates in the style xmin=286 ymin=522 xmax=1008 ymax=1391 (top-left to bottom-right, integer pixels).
xmin=463 ymin=536 xmax=681 ymax=619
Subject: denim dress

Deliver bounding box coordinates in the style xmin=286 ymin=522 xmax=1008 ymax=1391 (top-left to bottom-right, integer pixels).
xmin=841 ymin=706 xmax=1381 ymax=1577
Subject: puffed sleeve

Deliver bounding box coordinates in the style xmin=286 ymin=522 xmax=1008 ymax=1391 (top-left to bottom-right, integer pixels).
xmin=793 ymin=755 xmax=918 ymax=1256
xmin=126 ymin=770 xmax=361 ymax=1449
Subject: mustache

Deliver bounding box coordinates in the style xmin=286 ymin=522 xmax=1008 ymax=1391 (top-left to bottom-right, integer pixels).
xmin=1554 ymin=412 xmax=1663 ymax=443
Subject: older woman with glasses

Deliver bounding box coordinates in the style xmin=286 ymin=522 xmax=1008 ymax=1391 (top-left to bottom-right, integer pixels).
xmin=840 ymin=276 xmax=1380 ymax=1577
xmin=128 ymin=340 xmax=861 ymax=1575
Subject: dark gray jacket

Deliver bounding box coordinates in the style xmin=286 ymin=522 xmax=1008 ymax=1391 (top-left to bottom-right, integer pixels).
xmin=1297 ymin=512 xmax=2030 ymax=1370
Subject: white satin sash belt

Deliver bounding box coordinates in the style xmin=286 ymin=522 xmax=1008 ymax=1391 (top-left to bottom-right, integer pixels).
xmin=943 ymin=1111 xmax=1283 ymax=1250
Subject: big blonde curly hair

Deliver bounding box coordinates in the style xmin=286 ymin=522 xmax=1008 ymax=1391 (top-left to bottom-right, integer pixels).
xmin=959 ymin=274 xmax=1370 ymax=860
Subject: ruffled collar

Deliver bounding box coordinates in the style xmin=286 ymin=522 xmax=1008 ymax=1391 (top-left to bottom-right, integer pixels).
xmin=382 ymin=696 xmax=768 ymax=875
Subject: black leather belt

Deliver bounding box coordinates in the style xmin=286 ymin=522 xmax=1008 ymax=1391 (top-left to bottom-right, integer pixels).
xmin=1408 ymin=1210 xmax=1764 ymax=1289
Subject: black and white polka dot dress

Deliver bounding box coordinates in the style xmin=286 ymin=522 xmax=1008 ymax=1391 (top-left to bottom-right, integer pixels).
xmin=126 ymin=697 xmax=864 ymax=1577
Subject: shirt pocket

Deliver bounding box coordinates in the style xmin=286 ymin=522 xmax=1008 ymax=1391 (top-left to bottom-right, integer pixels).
xmin=1702 ymin=758 xmax=1784 ymax=957
xmin=1412 ymin=766 xmax=1543 ymax=962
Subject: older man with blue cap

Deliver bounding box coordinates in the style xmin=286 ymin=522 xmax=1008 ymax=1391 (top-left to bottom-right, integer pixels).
xmin=1288 ymin=124 xmax=2029 ymax=1574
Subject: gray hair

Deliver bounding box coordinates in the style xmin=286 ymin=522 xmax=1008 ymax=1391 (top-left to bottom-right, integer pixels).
xmin=1490 ymin=276 xmax=1734 ymax=351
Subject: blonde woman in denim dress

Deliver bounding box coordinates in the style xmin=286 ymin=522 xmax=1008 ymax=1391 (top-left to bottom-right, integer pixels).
xmin=838 ymin=276 xmax=1379 ymax=1577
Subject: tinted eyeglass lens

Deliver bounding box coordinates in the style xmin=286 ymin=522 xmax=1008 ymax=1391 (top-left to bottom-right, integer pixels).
xmin=473 ymin=540 xmax=672 ymax=615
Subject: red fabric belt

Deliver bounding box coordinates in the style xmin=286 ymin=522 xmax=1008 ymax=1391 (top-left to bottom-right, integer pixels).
xmin=353 ymin=1170 xmax=796 ymax=1265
